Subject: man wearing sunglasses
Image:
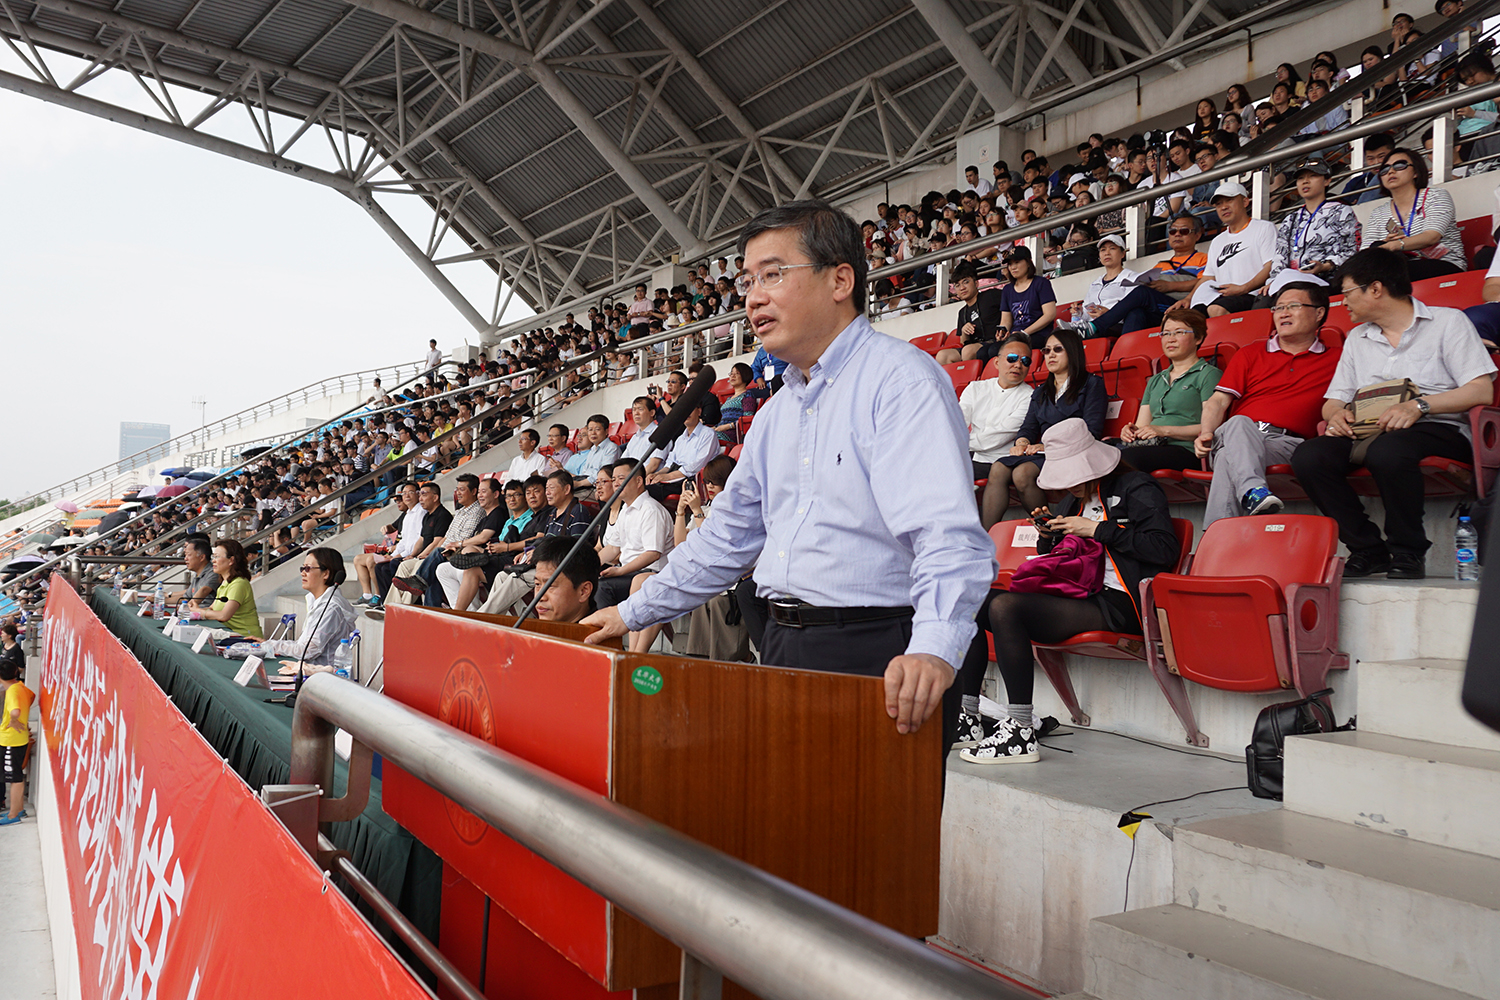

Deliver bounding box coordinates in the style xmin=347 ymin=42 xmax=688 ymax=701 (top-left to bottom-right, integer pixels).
xmin=964 ymin=334 xmax=1039 ymax=528
xmin=1061 ymin=215 xmax=1206 ymax=338
xmin=583 ymin=200 xmax=996 ymax=748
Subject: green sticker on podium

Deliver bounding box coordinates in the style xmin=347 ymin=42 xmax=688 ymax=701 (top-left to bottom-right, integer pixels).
xmin=631 ymin=665 xmax=663 ymax=696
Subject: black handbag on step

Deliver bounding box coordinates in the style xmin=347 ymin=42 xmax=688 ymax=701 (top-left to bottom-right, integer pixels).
xmin=1245 ymin=689 xmax=1352 ymax=800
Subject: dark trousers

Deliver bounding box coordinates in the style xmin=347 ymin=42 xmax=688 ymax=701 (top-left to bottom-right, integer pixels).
xmin=1195 ymin=293 xmax=1258 ymax=316
xmin=762 ymin=613 xmax=961 ymax=771
xmin=416 ymin=550 xmax=449 ymax=606
xmin=1291 ymin=423 xmax=1472 ymax=557
xmin=1466 ymin=302 xmax=1500 ymax=346
xmin=1403 ymin=257 xmax=1464 ymax=281
xmin=1119 ymin=443 xmax=1201 ymax=472
xmin=596 ymin=569 xmax=647 ymax=608
xmin=374 ymin=558 xmax=400 ymax=597
xmin=1088 ymin=285 xmax=1176 ymax=337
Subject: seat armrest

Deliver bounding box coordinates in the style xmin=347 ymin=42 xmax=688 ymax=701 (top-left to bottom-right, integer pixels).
xmin=1469 ymin=406 xmax=1500 ymax=498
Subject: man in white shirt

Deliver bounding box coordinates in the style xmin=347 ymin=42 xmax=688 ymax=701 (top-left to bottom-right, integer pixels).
xmin=425 ymin=339 xmax=443 ymax=383
xmin=353 ymin=482 xmax=421 ymax=604
xmin=596 ymin=458 xmax=674 ymax=607
xmin=1190 ymin=182 xmax=1277 ymax=316
xmin=963 ymin=164 xmax=992 ymax=197
xmin=1293 ymin=247 xmax=1497 ymax=579
xmin=644 ymin=402 xmax=718 ymax=502
xmin=622 ymin=396 xmax=659 ymax=462
xmin=963 ymin=334 xmax=1037 ymax=528
xmin=506 ymin=429 xmax=548 ymax=481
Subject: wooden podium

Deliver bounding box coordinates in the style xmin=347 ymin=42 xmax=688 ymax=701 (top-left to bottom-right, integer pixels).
xmin=380 ymin=604 xmax=942 ymax=999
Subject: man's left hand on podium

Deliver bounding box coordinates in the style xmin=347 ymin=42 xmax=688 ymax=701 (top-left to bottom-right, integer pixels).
xmin=884 ymin=654 xmax=955 ymax=735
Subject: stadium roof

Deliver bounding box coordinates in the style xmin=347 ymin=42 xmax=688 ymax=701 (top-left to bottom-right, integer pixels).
xmin=1 ymin=0 xmax=1315 ymax=329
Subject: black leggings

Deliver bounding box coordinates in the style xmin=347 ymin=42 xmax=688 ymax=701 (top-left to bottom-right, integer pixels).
xmin=960 ymin=589 xmax=1132 ymax=706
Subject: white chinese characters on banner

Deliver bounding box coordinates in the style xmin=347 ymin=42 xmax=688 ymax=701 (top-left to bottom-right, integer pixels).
xmin=43 ymin=613 xmax=193 ymax=1000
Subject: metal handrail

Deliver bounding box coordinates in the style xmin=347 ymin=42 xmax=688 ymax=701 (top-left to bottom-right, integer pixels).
xmin=0 ymin=360 xmax=470 ymax=597
xmin=0 ymin=358 xmax=438 ymax=534
xmin=289 ymin=675 xmax=1024 ymax=1000
xmin=864 ymin=76 xmax=1500 ymax=285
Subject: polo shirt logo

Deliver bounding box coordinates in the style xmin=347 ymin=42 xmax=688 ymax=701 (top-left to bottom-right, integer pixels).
xmin=1216 ymin=242 xmax=1244 ymax=267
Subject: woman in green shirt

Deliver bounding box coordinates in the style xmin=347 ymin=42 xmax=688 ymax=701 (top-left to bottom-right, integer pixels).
xmin=1119 ymin=308 xmax=1222 ymax=472
xmin=192 ymin=539 xmax=264 ymax=638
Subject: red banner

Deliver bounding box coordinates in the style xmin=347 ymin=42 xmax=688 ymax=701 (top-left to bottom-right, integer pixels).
xmin=39 ymin=581 xmax=432 ymax=1000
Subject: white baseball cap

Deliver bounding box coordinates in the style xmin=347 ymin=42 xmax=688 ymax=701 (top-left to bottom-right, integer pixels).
xmin=1211 ymin=181 xmax=1249 ymax=201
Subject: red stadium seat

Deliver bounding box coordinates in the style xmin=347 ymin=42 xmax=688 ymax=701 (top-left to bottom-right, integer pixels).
xmin=1413 ymin=269 xmax=1487 ymax=310
xmin=608 ymin=421 xmax=625 ymax=445
xmin=711 ymin=378 xmax=732 ymax=401
xmin=1459 ymin=216 xmax=1495 ymax=263
xmin=737 ymin=415 xmax=754 ymax=440
xmin=1025 ymin=349 xmax=1047 ymax=386
xmin=727 ymin=444 xmax=744 ymax=460
xmin=981 ymin=356 xmax=1000 ymax=379
xmin=911 ymin=332 xmax=948 ymax=356
xmin=1027 ymin=519 xmax=1195 ymax=729
xmin=1205 ymin=309 xmax=1272 ymax=349
xmin=1103 ymin=397 xmax=1138 ymax=439
xmin=943 ymin=331 xmax=963 ymax=351
xmin=1082 ymin=337 xmax=1111 ymax=367
xmin=1092 ymin=327 xmax=1160 ymax=400
xmin=1141 ymin=515 xmax=1349 ymax=747
xmin=944 ymin=360 xmax=983 ymax=395
xmin=988 ymin=519 xmax=1046 ymax=590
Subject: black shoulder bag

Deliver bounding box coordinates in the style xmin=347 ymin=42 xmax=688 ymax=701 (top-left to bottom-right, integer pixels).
xmin=1246 ymin=689 xmax=1354 ymax=800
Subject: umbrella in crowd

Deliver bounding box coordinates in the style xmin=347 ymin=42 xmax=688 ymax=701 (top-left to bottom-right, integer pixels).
xmin=158 ymin=485 xmax=188 ymax=498
xmin=240 ymin=445 xmax=271 ymax=458
xmin=171 ymin=477 xmax=197 ymax=487
xmin=23 ymin=532 xmax=56 ymax=547
xmin=137 ymin=486 xmax=160 ymax=498
xmin=159 ymin=467 xmax=191 ymax=478
xmin=54 ymin=500 xmax=79 ymax=514
xmin=98 ymin=511 xmax=132 ymax=533
xmin=185 ymin=470 xmax=216 ymax=481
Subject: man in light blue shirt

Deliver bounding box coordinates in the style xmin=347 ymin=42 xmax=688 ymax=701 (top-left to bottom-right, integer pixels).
xmin=564 ymin=415 xmax=622 ymax=489
xmin=584 ymin=201 xmax=995 ymax=740
xmin=644 ymin=403 xmax=719 ymax=502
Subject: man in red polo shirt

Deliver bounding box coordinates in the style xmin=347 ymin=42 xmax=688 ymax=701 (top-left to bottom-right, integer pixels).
xmin=1195 ymin=281 xmax=1342 ymax=526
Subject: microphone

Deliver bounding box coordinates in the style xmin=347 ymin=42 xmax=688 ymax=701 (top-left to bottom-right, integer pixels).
xmin=649 ymin=366 xmax=717 ymax=449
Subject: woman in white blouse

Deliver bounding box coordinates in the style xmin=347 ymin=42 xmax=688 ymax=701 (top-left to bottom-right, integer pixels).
xmin=255 ymin=547 xmax=358 ymax=673
xmin=1360 ymin=147 xmax=1467 ymax=280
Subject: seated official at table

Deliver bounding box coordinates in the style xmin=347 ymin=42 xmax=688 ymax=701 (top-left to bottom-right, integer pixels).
xmin=529 ymin=535 xmax=600 ymax=623
xmin=190 ymin=539 xmax=264 ymax=638
xmin=251 ymin=547 xmax=358 ymax=672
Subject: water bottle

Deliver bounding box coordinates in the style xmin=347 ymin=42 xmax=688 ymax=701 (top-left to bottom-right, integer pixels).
xmin=154 ymin=582 xmax=165 ymax=618
xmin=1456 ymin=516 xmax=1480 ymax=581
xmin=177 ymin=599 xmax=189 ymax=621
xmin=333 ymin=638 xmax=353 ymax=679
xmin=112 ymin=571 xmax=122 ymax=599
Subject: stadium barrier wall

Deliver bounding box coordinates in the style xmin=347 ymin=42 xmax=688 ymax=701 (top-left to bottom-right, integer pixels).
xmin=35 ymin=579 xmax=433 ymax=1000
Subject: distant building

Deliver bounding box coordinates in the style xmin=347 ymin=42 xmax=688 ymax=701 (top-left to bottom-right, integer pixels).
xmin=119 ymin=422 xmax=171 ymax=465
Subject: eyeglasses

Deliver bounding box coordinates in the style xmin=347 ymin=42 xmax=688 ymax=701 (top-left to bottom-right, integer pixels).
xmin=1379 ymin=161 xmax=1414 ymax=175
xmin=734 ymin=262 xmax=822 ymax=296
xmin=1269 ymin=302 xmax=1318 ymax=315
xmin=1341 ymin=282 xmax=1370 ymax=296
xmin=1042 ymin=345 xmax=1068 ymax=355
xmin=1166 ymin=227 xmax=1196 ymax=235
xmin=299 ymin=565 xmax=318 ymax=573
xmin=1004 ymin=353 xmax=1031 ymax=365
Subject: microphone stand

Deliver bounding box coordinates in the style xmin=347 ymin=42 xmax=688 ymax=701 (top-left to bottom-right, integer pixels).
xmin=511 ymin=366 xmax=718 ymax=630
xmin=278 ymin=586 xmax=335 ymax=707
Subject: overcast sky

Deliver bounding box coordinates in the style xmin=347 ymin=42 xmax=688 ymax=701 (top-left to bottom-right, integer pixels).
xmin=0 ymin=53 xmax=534 ymax=503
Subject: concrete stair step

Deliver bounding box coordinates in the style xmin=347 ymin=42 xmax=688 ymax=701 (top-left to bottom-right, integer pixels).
xmin=1358 ymin=658 xmax=1500 ymax=753
xmin=1285 ymin=731 xmax=1500 ymax=858
xmin=1174 ymin=809 xmax=1500 ymax=998
xmin=1338 ymin=580 xmax=1478 ymax=663
xmin=1086 ymin=904 xmax=1479 ymax=1000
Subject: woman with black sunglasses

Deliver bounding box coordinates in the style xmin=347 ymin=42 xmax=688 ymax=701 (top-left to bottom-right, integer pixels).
xmin=1361 ymin=147 xmax=1466 ymax=279
xmin=997 ymin=327 xmax=1107 ymax=515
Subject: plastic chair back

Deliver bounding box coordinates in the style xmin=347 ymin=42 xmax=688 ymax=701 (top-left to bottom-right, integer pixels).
xmin=1188 ymin=514 xmax=1337 ymax=584
xmin=988 ymin=520 xmax=1043 ymax=588
xmin=1205 ymin=309 xmax=1273 ymax=349
xmin=1413 ymin=269 xmax=1487 ymax=310
xmin=1104 ymin=397 xmax=1137 ymax=439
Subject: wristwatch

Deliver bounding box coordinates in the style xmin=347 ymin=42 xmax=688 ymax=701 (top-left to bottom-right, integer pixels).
xmin=1414 ymin=397 xmax=1431 ymax=416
